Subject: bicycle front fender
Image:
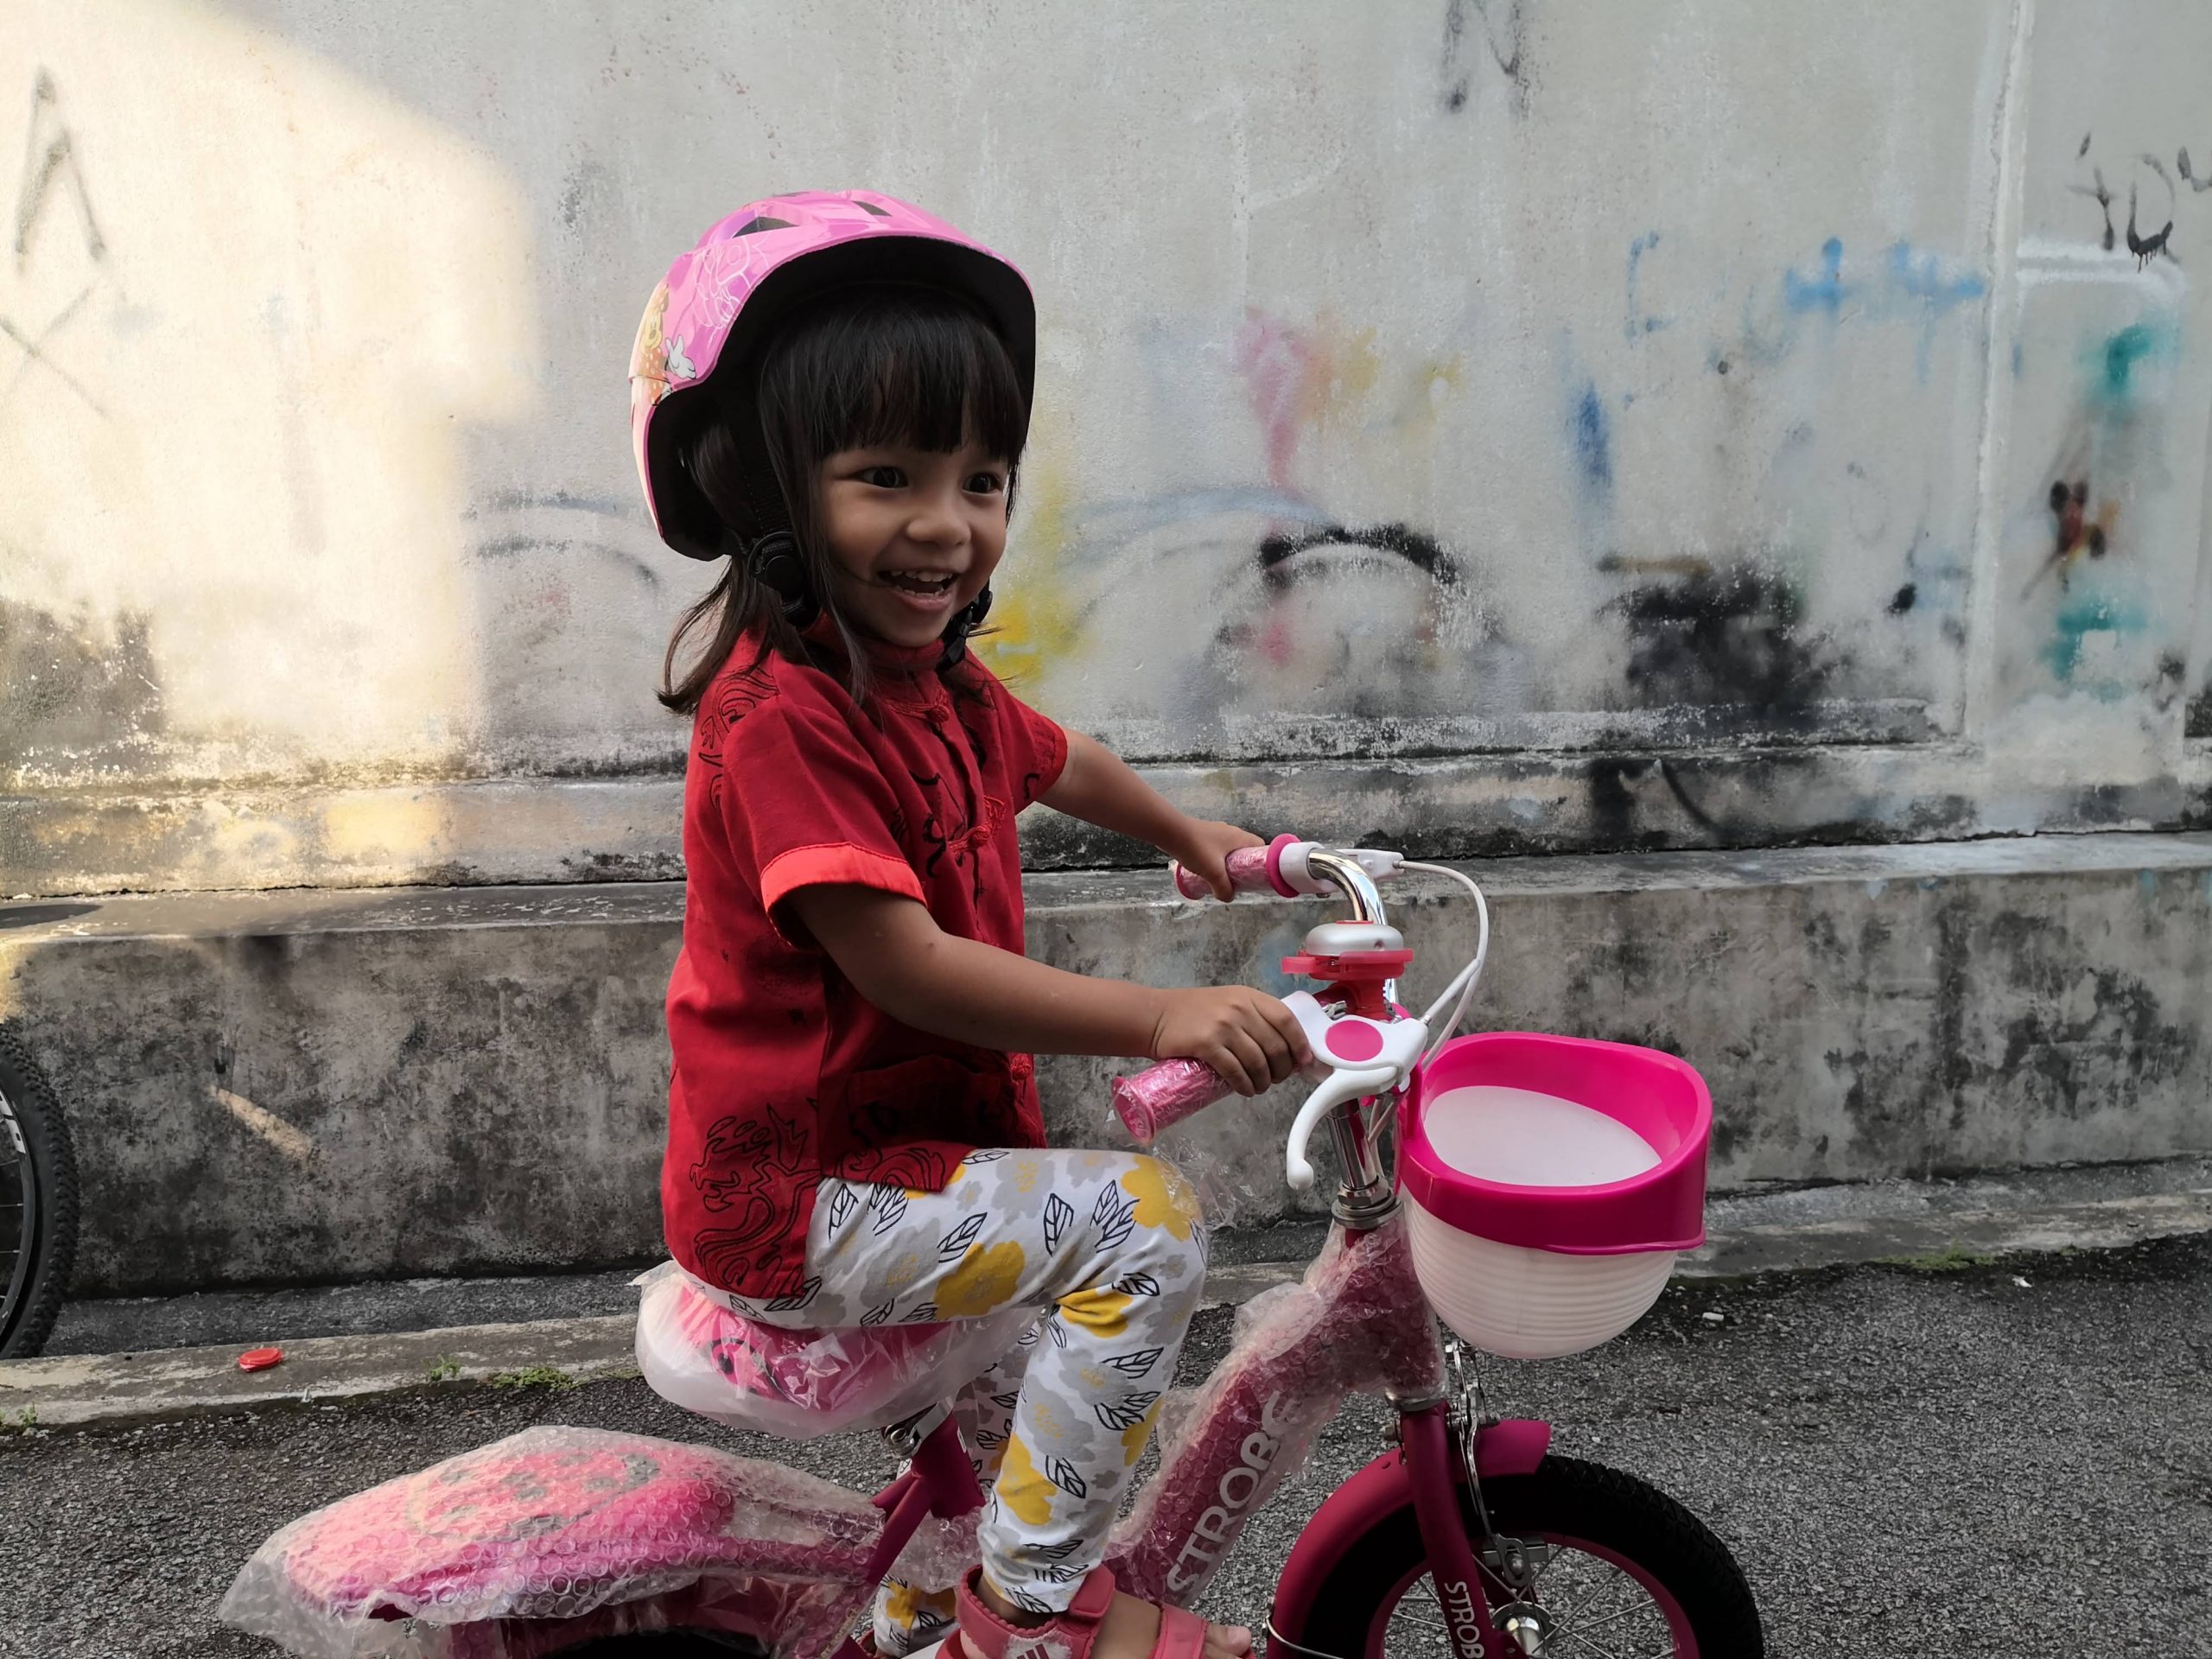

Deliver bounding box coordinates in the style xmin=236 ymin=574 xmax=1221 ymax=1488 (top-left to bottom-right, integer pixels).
xmin=1268 ymin=1419 xmax=1551 ymax=1642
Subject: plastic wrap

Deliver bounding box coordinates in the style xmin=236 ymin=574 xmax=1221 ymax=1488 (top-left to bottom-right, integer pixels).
xmin=1109 ymin=1058 xmax=1233 ymax=1144
xmin=219 ymin=1427 xmax=982 ymax=1659
xmin=1109 ymin=1213 xmax=1446 ymax=1605
xmin=633 ymin=1261 xmax=1036 ymax=1440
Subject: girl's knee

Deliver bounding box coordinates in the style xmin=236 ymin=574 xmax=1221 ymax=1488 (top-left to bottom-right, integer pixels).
xmin=1113 ymin=1154 xmax=1207 ymax=1276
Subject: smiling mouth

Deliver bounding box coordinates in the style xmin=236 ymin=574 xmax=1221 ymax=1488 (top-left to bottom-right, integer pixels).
xmin=880 ymin=570 xmax=959 ymax=596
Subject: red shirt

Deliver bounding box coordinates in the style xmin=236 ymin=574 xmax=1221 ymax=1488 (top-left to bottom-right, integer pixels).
xmin=663 ymin=631 xmax=1068 ymax=1300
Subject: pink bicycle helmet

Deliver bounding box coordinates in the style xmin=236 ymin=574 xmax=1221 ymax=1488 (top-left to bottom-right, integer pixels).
xmin=628 ymin=189 xmax=1036 ymax=565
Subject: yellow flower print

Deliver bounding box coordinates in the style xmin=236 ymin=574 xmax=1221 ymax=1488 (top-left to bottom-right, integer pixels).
xmin=996 ymin=1433 xmax=1057 ymax=1528
xmin=938 ymin=1242 xmax=1027 ymax=1317
xmin=1014 ymin=1159 xmax=1040 ymax=1193
xmin=883 ymin=1581 xmax=956 ymax=1632
xmin=883 ymin=1250 xmax=923 ymax=1294
xmin=1120 ymin=1159 xmax=1201 ymax=1241
xmin=1121 ymin=1399 xmax=1164 ymax=1466
xmin=1058 ymin=1287 xmax=1132 ymax=1339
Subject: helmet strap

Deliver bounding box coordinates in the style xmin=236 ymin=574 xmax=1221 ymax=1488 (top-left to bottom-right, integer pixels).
xmin=745 ymin=529 xmax=819 ymax=629
xmin=938 ymin=585 xmax=993 ymax=670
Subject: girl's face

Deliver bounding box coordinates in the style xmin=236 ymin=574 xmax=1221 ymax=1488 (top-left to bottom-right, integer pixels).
xmin=817 ymin=437 xmax=1010 ymax=649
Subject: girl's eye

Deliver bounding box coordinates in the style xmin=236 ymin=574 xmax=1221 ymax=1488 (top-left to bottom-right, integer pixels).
xmin=858 ymin=465 xmax=906 ymax=488
xmin=966 ymin=472 xmax=1007 ymax=494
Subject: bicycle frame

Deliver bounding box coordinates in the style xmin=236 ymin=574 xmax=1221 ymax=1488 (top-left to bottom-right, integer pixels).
xmin=842 ymin=847 xmax=1541 ymax=1659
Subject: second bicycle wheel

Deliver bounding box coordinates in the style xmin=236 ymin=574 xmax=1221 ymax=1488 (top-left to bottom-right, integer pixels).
xmin=0 ymin=1025 xmax=79 ymax=1359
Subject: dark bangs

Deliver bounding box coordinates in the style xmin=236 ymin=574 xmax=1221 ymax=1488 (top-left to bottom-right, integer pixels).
xmin=761 ymin=284 xmax=1029 ymax=470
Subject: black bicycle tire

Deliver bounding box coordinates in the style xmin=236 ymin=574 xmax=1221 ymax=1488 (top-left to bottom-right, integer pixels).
xmin=1286 ymin=1453 xmax=1764 ymax=1658
xmin=0 ymin=1023 xmax=79 ymax=1359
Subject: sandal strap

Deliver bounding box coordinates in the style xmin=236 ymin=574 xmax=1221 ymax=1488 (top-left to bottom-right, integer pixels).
xmin=1149 ymin=1605 xmax=1211 ymax=1659
xmin=955 ymin=1565 xmax=1116 ymax=1659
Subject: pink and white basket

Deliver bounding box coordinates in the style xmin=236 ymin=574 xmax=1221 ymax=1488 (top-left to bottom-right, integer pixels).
xmin=1398 ymin=1033 xmax=1711 ymax=1360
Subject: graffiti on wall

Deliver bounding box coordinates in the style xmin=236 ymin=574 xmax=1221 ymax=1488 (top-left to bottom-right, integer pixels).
xmin=1437 ymin=0 xmax=1529 ymax=118
xmin=2013 ymin=321 xmax=2176 ymax=696
xmin=980 ymin=308 xmax=1509 ymax=741
xmin=1599 ymin=557 xmax=1840 ymax=726
xmin=2069 ymin=134 xmax=2195 ymax=268
xmin=4 ymin=68 xmax=111 ymax=420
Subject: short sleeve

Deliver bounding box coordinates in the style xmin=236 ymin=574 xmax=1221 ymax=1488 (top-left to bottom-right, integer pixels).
xmin=992 ymin=680 xmax=1069 ymax=808
xmin=722 ymin=679 xmax=924 ymax=944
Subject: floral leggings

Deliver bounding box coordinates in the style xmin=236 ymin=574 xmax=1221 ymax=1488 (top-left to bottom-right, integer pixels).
xmin=721 ymin=1147 xmax=1208 ymax=1650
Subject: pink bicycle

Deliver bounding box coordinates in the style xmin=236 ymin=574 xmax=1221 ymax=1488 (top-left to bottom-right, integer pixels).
xmin=224 ymin=840 xmax=1764 ymax=1659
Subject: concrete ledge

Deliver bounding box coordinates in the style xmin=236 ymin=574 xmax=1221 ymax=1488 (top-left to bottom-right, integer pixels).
xmin=3 ymin=832 xmax=2209 ymax=1295
xmin=5 ymin=735 xmax=2209 ymax=897
xmin=8 ymin=1166 xmax=2208 ymax=1432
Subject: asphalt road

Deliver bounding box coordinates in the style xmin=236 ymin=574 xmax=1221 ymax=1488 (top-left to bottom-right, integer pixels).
xmin=5 ymin=1235 xmax=2209 ymax=1659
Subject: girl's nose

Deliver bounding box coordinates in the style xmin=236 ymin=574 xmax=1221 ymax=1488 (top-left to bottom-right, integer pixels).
xmin=905 ymin=489 xmax=969 ymax=548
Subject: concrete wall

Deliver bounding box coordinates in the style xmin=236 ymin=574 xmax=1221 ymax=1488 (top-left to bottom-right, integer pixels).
xmin=3 ymin=0 xmax=2209 ymax=896
xmin=4 ymin=836 xmax=2207 ymax=1294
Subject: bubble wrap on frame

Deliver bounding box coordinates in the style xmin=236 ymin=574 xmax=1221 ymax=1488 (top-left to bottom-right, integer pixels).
xmin=219 ymin=1427 xmax=980 ymax=1659
xmin=1108 ymin=1212 xmax=1446 ymax=1606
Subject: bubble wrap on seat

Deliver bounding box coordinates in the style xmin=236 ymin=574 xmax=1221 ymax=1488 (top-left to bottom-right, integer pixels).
xmin=219 ymin=1427 xmax=980 ymax=1659
xmin=634 ymin=1261 xmax=1037 ymax=1440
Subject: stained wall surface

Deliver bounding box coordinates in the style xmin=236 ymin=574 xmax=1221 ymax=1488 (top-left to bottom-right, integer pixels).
xmin=3 ymin=1 xmax=2209 ymax=894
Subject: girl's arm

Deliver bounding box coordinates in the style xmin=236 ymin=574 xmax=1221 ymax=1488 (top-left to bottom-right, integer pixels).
xmin=786 ymin=884 xmax=1309 ymax=1096
xmin=1039 ymin=729 xmax=1261 ymax=901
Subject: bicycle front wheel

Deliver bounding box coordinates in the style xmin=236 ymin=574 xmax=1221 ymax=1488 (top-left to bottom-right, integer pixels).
xmin=1287 ymin=1454 xmax=1763 ymax=1659
xmin=0 ymin=1025 xmax=78 ymax=1359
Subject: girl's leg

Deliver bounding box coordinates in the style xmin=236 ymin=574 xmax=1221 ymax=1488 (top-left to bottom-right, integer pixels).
xmin=736 ymin=1148 xmax=1208 ymax=1615
xmin=873 ymin=1335 xmax=1035 ymax=1656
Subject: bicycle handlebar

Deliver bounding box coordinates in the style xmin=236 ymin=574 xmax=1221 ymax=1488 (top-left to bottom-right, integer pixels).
xmin=1170 ymin=844 xmax=1278 ymax=901
xmin=1111 ymin=1058 xmax=1233 ymax=1144
xmin=1169 ymin=837 xmax=1404 ymax=904
xmin=1122 ymin=843 xmax=1475 ymax=1196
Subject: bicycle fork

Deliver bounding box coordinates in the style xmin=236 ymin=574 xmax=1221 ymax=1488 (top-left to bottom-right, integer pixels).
xmin=1402 ymin=1406 xmax=1553 ymax=1659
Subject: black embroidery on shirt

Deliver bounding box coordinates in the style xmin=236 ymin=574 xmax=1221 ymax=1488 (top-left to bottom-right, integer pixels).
xmin=693 ymin=662 xmax=779 ymax=817
xmin=689 ymin=1102 xmax=817 ymax=1287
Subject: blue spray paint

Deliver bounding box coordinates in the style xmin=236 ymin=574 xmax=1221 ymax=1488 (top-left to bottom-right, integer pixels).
xmin=2097 ymin=321 xmax=2174 ymax=402
xmin=1569 ymin=380 xmax=1613 ymax=497
xmin=1887 ymin=242 xmax=1986 ymax=312
xmin=1773 ymin=238 xmax=1988 ymax=375
xmin=1783 ymin=238 xmax=1851 ymax=315
xmin=1624 ymin=232 xmax=1668 ymax=340
xmin=1888 ymin=242 xmax=1986 ymax=380
xmin=2041 ymin=588 xmax=2150 ymax=692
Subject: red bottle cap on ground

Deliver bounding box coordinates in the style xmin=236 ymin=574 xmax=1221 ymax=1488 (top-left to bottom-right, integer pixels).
xmin=237 ymin=1346 xmax=284 ymax=1372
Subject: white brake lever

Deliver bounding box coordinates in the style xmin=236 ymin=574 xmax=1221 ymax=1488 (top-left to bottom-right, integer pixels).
xmin=1285 ymin=1065 xmax=1400 ymax=1192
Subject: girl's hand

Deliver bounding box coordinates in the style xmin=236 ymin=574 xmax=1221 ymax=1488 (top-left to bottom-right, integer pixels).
xmin=1149 ymin=986 xmax=1313 ymax=1097
xmin=1168 ymin=819 xmax=1266 ymax=902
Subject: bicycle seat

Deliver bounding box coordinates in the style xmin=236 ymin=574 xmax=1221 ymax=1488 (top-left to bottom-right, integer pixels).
xmin=633 ymin=1262 xmax=1034 ymax=1441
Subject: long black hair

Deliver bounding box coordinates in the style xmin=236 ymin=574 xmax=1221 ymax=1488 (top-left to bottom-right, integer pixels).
xmin=658 ymin=285 xmax=1030 ymax=714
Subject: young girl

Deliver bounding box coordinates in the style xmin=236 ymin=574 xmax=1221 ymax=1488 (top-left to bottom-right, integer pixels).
xmin=630 ymin=192 xmax=1309 ymax=1659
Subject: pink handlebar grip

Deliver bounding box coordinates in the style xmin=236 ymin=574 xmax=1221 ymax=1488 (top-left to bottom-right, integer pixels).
xmin=1111 ymin=1058 xmax=1235 ymax=1143
xmin=1170 ymin=844 xmax=1280 ymax=901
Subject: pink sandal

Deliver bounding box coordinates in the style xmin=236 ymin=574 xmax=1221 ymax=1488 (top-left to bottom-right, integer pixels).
xmin=954 ymin=1564 xmax=1211 ymax=1659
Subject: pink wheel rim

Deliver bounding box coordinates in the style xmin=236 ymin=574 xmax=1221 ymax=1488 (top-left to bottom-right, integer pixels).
xmin=1363 ymin=1529 xmax=1699 ymax=1659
